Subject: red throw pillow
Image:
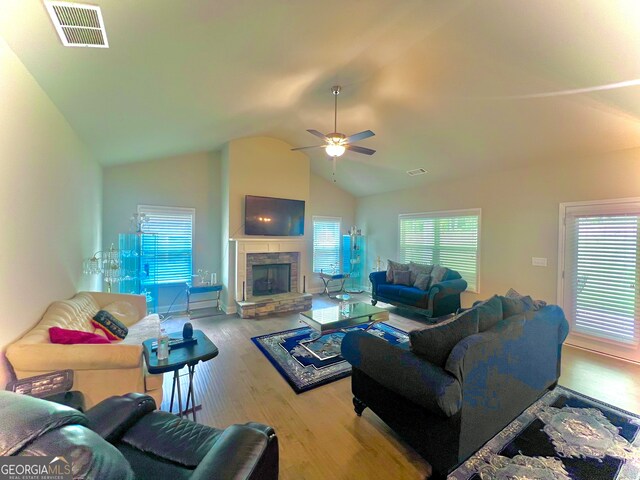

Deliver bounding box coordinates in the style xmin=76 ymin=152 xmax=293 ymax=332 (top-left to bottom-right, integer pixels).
xmin=49 ymin=327 xmax=111 ymax=344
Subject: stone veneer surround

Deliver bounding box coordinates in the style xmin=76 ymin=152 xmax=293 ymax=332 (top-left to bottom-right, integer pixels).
xmin=231 ymin=238 xmax=310 ymax=318
xmin=246 ymin=252 xmax=298 ymax=298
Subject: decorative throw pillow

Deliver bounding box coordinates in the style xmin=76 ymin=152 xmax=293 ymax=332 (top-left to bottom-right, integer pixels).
xmin=409 ymin=262 xmax=433 ymax=284
xmin=413 ymin=273 xmax=431 ymax=290
xmin=475 ymin=295 xmax=503 ymax=331
xmin=103 ymin=301 xmax=139 ymax=326
xmin=430 ymin=265 xmax=449 ymax=285
xmin=393 ymin=270 xmax=412 ymax=286
xmin=386 ymin=260 xmax=409 ymax=283
xmin=505 ymin=288 xmax=547 ymax=311
xmin=49 ymin=327 xmax=111 ymax=344
xmin=92 ymin=310 xmax=128 ymax=340
xmin=409 ymin=308 xmax=479 ymax=367
xmin=499 ymin=295 xmax=533 ymax=318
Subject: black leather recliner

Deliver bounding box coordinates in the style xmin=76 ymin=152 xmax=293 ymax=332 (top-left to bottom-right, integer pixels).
xmin=0 ymin=390 xmax=279 ymax=480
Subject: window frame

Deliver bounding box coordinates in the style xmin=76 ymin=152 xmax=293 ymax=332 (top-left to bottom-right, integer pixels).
xmin=557 ymin=197 xmax=640 ymax=354
xmin=397 ymin=208 xmax=481 ymax=293
xmin=138 ymin=204 xmax=195 ymax=285
xmin=312 ymin=215 xmax=342 ymax=274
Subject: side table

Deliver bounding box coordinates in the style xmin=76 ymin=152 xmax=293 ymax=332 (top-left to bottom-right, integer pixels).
xmin=186 ymin=283 xmax=223 ymax=319
xmin=318 ymin=272 xmax=350 ymax=298
xmin=143 ymin=330 xmax=219 ymax=422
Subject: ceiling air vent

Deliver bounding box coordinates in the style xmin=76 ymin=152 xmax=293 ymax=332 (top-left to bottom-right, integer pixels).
xmin=44 ymin=1 xmax=109 ymax=48
xmin=406 ymin=168 xmax=427 ymax=176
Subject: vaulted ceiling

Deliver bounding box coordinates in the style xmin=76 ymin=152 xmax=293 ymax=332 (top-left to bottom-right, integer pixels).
xmin=2 ymin=0 xmax=640 ymax=196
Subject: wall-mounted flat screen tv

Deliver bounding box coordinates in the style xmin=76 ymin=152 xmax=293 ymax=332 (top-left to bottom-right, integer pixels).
xmin=245 ymin=195 xmax=305 ymax=236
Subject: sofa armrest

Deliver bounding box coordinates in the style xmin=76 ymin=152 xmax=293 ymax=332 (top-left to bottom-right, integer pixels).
xmin=189 ymin=424 xmax=278 ymax=480
xmin=7 ymin=343 xmax=143 ymax=371
xmin=84 ymin=292 xmax=147 ymax=319
xmin=369 ymin=271 xmax=388 ymax=296
xmin=428 ymin=278 xmax=468 ymax=297
xmin=86 ymin=393 xmax=156 ymax=442
xmin=341 ymin=330 xmax=462 ymax=417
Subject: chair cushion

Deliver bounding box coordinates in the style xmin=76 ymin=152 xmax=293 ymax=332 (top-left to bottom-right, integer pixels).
xmin=475 ymin=295 xmax=504 ymax=332
xmin=92 ymin=311 xmax=128 ymax=340
xmin=410 ymin=308 xmax=479 ymax=367
xmin=120 ymin=411 xmax=223 ymax=468
xmin=386 ymin=260 xmax=409 ymax=283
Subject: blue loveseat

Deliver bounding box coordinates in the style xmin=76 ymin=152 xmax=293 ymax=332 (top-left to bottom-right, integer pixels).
xmin=370 ymin=268 xmax=467 ymax=318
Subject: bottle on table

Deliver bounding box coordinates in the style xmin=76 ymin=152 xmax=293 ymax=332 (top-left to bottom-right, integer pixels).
xmin=157 ymin=327 xmax=170 ymax=360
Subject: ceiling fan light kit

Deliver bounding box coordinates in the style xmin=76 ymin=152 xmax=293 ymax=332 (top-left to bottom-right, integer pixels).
xmin=292 ymin=85 xmax=376 ymax=180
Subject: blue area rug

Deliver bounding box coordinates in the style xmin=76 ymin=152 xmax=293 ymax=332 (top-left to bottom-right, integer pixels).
xmin=449 ymin=386 xmax=640 ymax=480
xmin=251 ymin=323 xmax=408 ymax=393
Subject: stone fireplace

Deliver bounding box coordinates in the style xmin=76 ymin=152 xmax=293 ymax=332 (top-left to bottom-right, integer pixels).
xmin=231 ymin=238 xmax=312 ymax=318
xmin=247 ymin=252 xmax=298 ymax=297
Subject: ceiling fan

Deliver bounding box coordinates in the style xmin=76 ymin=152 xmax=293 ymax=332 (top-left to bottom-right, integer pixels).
xmin=292 ymin=86 xmax=376 ymax=160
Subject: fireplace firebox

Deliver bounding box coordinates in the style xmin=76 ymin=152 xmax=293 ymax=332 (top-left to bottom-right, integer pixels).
xmin=252 ymin=263 xmax=291 ymax=296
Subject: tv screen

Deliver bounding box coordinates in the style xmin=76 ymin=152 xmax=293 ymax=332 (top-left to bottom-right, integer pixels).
xmin=245 ymin=195 xmax=305 ymax=236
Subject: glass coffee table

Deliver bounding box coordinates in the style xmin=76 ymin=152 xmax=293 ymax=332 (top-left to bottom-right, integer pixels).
xmin=298 ymin=302 xmax=389 ymax=360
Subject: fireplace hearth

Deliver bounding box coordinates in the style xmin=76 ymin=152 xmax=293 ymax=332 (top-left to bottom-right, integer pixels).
xmin=252 ymin=263 xmax=291 ymax=296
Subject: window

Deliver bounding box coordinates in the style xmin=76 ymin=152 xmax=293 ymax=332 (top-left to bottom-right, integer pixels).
xmin=559 ymin=199 xmax=640 ymax=361
xmin=398 ymin=209 xmax=480 ymax=292
xmin=138 ymin=205 xmax=194 ymax=284
xmin=313 ymin=216 xmax=341 ymax=273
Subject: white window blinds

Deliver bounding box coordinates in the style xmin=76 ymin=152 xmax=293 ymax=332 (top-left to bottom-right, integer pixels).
xmin=399 ymin=209 xmax=480 ymax=292
xmin=138 ymin=205 xmax=194 ymax=284
xmin=561 ymin=200 xmax=640 ymax=351
xmin=313 ymin=216 xmax=341 ymax=273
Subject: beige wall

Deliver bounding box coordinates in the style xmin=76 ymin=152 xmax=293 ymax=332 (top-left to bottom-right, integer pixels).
xmin=221 ymin=136 xmax=311 ymax=309
xmin=307 ymin=174 xmax=357 ymax=292
xmin=102 ymin=151 xmax=222 ymax=310
xmin=0 ymin=37 xmax=102 ymax=384
xmin=357 ymin=148 xmax=640 ymax=307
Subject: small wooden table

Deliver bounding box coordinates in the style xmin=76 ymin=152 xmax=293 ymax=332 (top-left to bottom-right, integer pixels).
xmin=143 ymin=330 xmax=218 ymax=422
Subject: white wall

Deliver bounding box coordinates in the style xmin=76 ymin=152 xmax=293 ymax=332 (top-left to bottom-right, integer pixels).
xmin=102 ymin=151 xmax=222 ymax=312
xmin=0 ymin=37 xmax=102 ymax=385
xmin=307 ymin=173 xmax=357 ymax=292
xmin=357 ymin=148 xmax=640 ymax=307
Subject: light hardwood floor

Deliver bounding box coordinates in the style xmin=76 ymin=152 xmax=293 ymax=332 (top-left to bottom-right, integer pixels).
xmin=160 ymin=296 xmax=640 ymax=480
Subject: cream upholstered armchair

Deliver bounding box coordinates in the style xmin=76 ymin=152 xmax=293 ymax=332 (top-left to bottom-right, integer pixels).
xmin=6 ymin=292 xmax=163 ymax=408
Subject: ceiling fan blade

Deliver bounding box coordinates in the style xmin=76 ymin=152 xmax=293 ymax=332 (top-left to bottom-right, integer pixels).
xmin=346 ymin=130 xmax=375 ymax=143
xmin=307 ymin=129 xmax=328 ymax=140
xmin=291 ymin=145 xmax=325 ymax=151
xmin=346 ymin=144 xmax=376 ymax=155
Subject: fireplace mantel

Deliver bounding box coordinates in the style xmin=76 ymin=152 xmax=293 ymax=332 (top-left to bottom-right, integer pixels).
xmin=230 ymin=238 xmax=307 ymax=302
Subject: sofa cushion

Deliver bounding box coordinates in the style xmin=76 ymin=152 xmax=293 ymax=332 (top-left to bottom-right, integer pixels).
xmin=398 ymin=286 xmax=429 ymax=307
xmin=500 ymin=295 xmax=533 ymax=318
xmin=476 ymin=295 xmax=503 ymax=332
xmin=413 ymin=273 xmax=431 ymax=290
xmin=92 ymin=311 xmax=128 ymax=341
xmin=386 ymin=260 xmax=409 ymax=283
xmin=120 ymin=314 xmax=160 ymax=346
xmin=49 ymin=327 xmax=111 ymax=344
xmin=393 ymin=270 xmax=412 ymax=286
xmin=409 ymin=308 xmax=479 ymax=367
xmin=409 ymin=262 xmax=433 ymax=284
xmin=103 ymin=301 xmax=140 ymax=327
xmin=430 ymin=265 xmax=449 ymax=285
